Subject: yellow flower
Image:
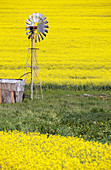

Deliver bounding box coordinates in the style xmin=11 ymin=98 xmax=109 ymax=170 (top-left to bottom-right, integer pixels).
xmin=0 ymin=0 xmax=111 ymax=87
xmin=0 ymin=130 xmax=111 ymax=169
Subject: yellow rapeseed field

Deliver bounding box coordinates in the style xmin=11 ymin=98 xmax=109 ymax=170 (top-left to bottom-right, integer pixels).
xmin=0 ymin=130 xmax=111 ymax=169
xmin=0 ymin=0 xmax=111 ymax=86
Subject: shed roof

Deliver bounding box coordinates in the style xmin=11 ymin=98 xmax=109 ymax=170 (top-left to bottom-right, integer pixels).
xmin=0 ymin=79 xmax=24 ymax=84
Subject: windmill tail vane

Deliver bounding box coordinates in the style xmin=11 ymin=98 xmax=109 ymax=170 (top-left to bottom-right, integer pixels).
xmin=25 ymin=13 xmax=49 ymax=43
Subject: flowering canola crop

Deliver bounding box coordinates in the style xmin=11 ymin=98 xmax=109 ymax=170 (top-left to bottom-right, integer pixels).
xmin=0 ymin=130 xmax=111 ymax=169
xmin=0 ymin=0 xmax=111 ymax=86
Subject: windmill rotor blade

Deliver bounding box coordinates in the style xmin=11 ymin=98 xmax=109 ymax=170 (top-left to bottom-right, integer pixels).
xmin=26 ymin=19 xmax=31 ymax=25
xmin=32 ymin=13 xmax=36 ymax=22
xmin=28 ymin=15 xmax=33 ymax=23
xmin=38 ymin=17 xmax=42 ymax=23
xmin=32 ymin=13 xmax=34 ymax=15
xmin=38 ymin=34 xmax=41 ymax=42
xmin=36 ymin=18 xmax=39 ymax=23
xmin=36 ymin=13 xmax=40 ymax=18
xmin=39 ymin=33 xmax=44 ymax=40
xmin=35 ymin=17 xmax=38 ymax=23
xmin=28 ymin=34 xmax=32 ymax=39
xmin=42 ymin=16 xmax=46 ymax=21
xmin=45 ymin=25 xmax=49 ymax=28
xmin=25 ymin=27 xmax=30 ymax=31
xmin=42 ymin=33 xmax=46 ymax=37
xmin=44 ymin=20 xmax=48 ymax=24
xmin=32 ymin=13 xmax=35 ymax=18
xmin=39 ymin=14 xmax=43 ymax=18
xmin=31 ymin=13 xmax=35 ymax=23
xmin=26 ymin=31 xmax=32 ymax=35
xmin=45 ymin=29 xmax=48 ymax=33
xmin=29 ymin=21 xmax=34 ymax=27
xmin=29 ymin=15 xmax=33 ymax=20
xmin=28 ymin=17 xmax=33 ymax=23
xmin=26 ymin=22 xmax=31 ymax=25
xmin=35 ymin=13 xmax=40 ymax=22
xmin=25 ymin=23 xmax=30 ymax=26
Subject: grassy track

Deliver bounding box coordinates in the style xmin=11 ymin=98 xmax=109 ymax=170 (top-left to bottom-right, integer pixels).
xmin=0 ymin=89 xmax=111 ymax=143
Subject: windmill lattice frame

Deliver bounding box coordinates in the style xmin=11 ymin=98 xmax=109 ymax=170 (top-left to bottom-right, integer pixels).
xmin=24 ymin=13 xmax=49 ymax=99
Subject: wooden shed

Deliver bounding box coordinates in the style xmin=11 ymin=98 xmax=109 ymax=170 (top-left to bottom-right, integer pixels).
xmin=0 ymin=79 xmax=24 ymax=103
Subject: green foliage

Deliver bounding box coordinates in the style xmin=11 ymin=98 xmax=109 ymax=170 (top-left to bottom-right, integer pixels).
xmin=0 ymin=89 xmax=111 ymax=143
xmin=42 ymin=83 xmax=111 ymax=91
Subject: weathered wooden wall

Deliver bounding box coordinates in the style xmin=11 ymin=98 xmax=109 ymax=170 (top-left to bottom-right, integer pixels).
xmin=0 ymin=79 xmax=24 ymax=103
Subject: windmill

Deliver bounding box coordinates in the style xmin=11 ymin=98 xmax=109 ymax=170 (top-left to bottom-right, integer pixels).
xmin=24 ymin=13 xmax=49 ymax=100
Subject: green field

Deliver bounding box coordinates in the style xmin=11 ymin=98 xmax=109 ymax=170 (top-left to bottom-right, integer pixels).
xmin=0 ymin=88 xmax=111 ymax=144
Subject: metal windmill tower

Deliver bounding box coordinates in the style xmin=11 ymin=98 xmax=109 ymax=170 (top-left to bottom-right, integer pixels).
xmin=24 ymin=13 xmax=49 ymax=100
